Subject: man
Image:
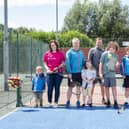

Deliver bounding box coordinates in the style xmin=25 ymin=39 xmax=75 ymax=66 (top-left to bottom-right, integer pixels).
xmin=65 ymin=38 xmax=85 ymax=108
xmin=88 ymin=37 xmax=105 ymax=104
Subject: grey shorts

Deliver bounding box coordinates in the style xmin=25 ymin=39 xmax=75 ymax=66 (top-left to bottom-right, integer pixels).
xmin=33 ymin=92 xmax=42 ymax=100
xmin=103 ymin=77 xmax=116 ymax=87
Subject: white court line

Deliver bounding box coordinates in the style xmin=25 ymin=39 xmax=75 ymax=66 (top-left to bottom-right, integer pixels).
xmin=0 ymin=108 xmax=21 ymax=120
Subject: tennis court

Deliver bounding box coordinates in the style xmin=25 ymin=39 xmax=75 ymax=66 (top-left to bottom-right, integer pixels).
xmin=0 ymin=105 xmax=129 ymax=129
xmin=0 ymin=75 xmax=129 ymax=129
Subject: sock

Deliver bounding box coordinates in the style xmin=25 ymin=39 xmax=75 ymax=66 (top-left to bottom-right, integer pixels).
xmin=124 ymin=97 xmax=128 ymax=103
xmin=128 ymin=96 xmax=129 ymax=102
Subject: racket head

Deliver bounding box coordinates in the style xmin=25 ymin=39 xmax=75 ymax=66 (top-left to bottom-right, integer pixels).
xmin=70 ymin=81 xmax=81 ymax=95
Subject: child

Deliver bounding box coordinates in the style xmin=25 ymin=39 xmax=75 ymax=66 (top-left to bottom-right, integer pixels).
xmin=32 ymin=66 xmax=46 ymax=107
xmin=99 ymin=41 xmax=119 ymax=108
xmin=120 ymin=46 xmax=129 ymax=107
xmin=81 ymin=60 xmax=96 ymax=107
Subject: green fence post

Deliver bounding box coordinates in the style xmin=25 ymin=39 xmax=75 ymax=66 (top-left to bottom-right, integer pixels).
xmin=30 ymin=37 xmax=32 ymax=80
xmin=16 ymin=86 xmax=23 ymax=107
xmin=16 ymin=32 xmax=19 ymax=76
xmin=16 ymin=32 xmax=20 ymax=107
xmin=9 ymin=30 xmax=12 ymax=76
xmin=16 ymin=87 xmax=20 ymax=107
xmin=40 ymin=41 xmax=42 ymax=66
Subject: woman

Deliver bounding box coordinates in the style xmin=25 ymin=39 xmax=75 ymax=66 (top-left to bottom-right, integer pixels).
xmin=43 ymin=40 xmax=65 ymax=107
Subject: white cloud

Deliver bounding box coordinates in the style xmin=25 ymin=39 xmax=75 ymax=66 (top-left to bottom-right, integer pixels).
xmin=0 ymin=0 xmax=98 ymax=7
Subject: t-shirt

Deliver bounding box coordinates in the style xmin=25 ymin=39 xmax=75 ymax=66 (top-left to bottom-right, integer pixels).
xmin=120 ymin=55 xmax=129 ymax=76
xmin=88 ymin=47 xmax=104 ymax=75
xmin=100 ymin=51 xmax=119 ymax=78
xmin=81 ymin=69 xmax=96 ymax=88
xmin=43 ymin=50 xmax=65 ymax=72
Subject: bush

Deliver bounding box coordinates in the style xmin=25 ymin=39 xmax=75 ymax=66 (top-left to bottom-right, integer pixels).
xmin=30 ymin=31 xmax=95 ymax=48
xmin=59 ymin=31 xmax=94 ymax=47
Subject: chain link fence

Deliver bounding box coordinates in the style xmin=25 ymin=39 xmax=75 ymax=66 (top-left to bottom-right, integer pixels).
xmin=0 ymin=31 xmax=48 ymax=116
xmin=0 ymin=32 xmax=128 ymax=116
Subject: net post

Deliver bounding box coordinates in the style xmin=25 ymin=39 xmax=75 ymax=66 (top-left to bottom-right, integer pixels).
xmin=16 ymin=83 xmax=23 ymax=107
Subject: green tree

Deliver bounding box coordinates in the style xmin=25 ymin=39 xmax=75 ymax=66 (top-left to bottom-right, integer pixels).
xmin=59 ymin=30 xmax=94 ymax=47
xmin=17 ymin=27 xmax=35 ymax=34
xmin=62 ymin=0 xmax=129 ymax=41
xmin=62 ymin=0 xmax=87 ymax=33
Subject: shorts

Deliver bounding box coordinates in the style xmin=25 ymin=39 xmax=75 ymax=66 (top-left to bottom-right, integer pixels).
xmin=93 ymin=77 xmax=102 ymax=84
xmin=33 ymin=92 xmax=42 ymax=101
xmin=103 ymin=77 xmax=116 ymax=87
xmin=82 ymin=87 xmax=92 ymax=97
xmin=123 ymin=76 xmax=129 ymax=88
xmin=68 ymin=73 xmax=82 ymax=87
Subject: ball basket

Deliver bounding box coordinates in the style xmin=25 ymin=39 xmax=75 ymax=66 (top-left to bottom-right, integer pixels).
xmin=8 ymin=77 xmax=21 ymax=88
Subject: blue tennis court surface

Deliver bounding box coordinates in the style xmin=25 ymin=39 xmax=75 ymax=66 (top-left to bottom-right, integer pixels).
xmin=0 ymin=106 xmax=129 ymax=129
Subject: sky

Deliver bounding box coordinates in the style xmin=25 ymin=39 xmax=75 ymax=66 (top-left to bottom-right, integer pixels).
xmin=0 ymin=0 xmax=128 ymax=31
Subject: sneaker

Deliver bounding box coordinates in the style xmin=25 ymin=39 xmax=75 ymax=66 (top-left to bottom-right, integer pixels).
xmin=53 ymin=103 xmax=58 ymax=108
xmin=106 ymin=100 xmax=111 ymax=108
xmin=82 ymin=104 xmax=85 ymax=107
xmin=76 ymin=101 xmax=80 ymax=108
xmin=102 ymin=98 xmax=106 ymax=105
xmin=46 ymin=103 xmax=52 ymax=107
xmin=66 ymin=100 xmax=70 ymax=108
xmin=88 ymin=103 xmax=92 ymax=107
xmin=114 ymin=100 xmax=119 ymax=109
xmin=40 ymin=104 xmax=43 ymax=108
xmin=124 ymin=102 xmax=128 ymax=107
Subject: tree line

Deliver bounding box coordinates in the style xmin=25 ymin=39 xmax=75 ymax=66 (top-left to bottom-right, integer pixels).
xmin=0 ymin=24 xmax=94 ymax=48
xmin=0 ymin=0 xmax=129 ymax=47
xmin=62 ymin=0 xmax=129 ymax=40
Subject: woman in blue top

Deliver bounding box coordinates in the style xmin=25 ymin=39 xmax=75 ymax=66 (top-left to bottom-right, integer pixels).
xmin=65 ymin=38 xmax=85 ymax=108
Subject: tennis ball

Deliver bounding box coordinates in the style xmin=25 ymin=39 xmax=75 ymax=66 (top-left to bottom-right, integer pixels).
xmin=117 ymin=109 xmax=120 ymax=114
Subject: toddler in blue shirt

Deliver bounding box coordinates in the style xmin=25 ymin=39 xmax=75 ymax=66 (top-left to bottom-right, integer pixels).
xmin=32 ymin=66 xmax=46 ymax=107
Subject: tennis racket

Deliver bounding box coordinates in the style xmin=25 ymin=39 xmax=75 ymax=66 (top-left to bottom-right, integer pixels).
xmin=69 ymin=80 xmax=82 ymax=96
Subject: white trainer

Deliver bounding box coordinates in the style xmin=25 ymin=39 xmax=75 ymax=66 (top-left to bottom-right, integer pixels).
xmin=46 ymin=103 xmax=52 ymax=107
xmin=53 ymin=103 xmax=58 ymax=108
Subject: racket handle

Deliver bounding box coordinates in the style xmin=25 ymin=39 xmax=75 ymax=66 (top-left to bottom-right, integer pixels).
xmin=70 ymin=79 xmax=73 ymax=82
xmin=102 ymin=79 xmax=104 ymax=84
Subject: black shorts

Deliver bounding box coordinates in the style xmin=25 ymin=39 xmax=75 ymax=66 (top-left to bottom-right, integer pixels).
xmin=123 ymin=76 xmax=129 ymax=88
xmin=68 ymin=73 xmax=82 ymax=87
xmin=93 ymin=76 xmax=102 ymax=84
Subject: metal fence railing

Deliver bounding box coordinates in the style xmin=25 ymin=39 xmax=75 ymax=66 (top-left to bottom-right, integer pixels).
xmin=0 ymin=31 xmax=128 ymax=117
xmin=0 ymin=31 xmax=49 ymax=116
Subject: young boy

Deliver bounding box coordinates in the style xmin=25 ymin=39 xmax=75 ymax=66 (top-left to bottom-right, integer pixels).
xmin=99 ymin=41 xmax=119 ymax=108
xmin=32 ymin=66 xmax=46 ymax=107
xmin=81 ymin=60 xmax=96 ymax=107
xmin=120 ymin=46 xmax=129 ymax=107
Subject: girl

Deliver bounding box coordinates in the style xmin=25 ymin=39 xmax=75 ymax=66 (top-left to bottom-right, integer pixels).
xmin=81 ymin=60 xmax=96 ymax=107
